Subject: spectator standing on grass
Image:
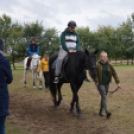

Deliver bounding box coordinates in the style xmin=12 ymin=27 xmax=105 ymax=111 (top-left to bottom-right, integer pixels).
xmin=37 ymin=54 xmax=49 ymax=90
xmin=94 ymin=51 xmax=120 ymax=119
xmin=0 ymin=38 xmax=13 ymax=134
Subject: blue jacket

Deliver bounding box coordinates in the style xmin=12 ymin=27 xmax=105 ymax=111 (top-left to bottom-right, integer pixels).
xmin=0 ymin=51 xmax=13 ymax=117
xmin=27 ymin=43 xmax=39 ymax=56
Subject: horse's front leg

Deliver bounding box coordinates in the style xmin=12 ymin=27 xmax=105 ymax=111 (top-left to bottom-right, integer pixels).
xmin=32 ymin=70 xmax=36 ymax=89
xmin=70 ymin=83 xmax=82 ymax=118
xmin=39 ymin=70 xmax=42 ymax=89
xmin=24 ymin=69 xmax=27 ymax=88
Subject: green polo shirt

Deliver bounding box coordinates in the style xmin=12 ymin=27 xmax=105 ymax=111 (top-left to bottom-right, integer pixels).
xmin=99 ymin=61 xmax=110 ymax=84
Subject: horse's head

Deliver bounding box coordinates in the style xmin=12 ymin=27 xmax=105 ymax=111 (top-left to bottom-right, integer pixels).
xmin=84 ymin=49 xmax=99 ymax=78
xmin=31 ymin=54 xmax=40 ymax=69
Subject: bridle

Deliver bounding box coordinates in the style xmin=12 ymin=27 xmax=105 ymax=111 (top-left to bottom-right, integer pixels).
xmin=85 ymin=55 xmax=96 ymax=70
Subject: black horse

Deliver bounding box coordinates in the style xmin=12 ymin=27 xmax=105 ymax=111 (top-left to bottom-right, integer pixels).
xmin=49 ymin=50 xmax=98 ymax=118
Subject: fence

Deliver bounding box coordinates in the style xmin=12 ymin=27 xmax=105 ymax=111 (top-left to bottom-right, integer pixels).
xmin=110 ymin=59 xmax=134 ymax=65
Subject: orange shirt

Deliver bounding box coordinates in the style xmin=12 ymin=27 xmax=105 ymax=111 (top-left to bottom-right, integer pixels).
xmin=37 ymin=58 xmax=49 ymax=72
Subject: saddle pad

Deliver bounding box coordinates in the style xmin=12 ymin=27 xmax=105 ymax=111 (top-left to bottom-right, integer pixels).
xmin=29 ymin=57 xmax=42 ymax=66
xmin=52 ymin=57 xmax=69 ymax=69
xmin=52 ymin=58 xmax=58 ymax=69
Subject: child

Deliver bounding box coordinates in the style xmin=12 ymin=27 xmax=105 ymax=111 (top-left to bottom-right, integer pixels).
xmin=37 ymin=54 xmax=49 ymax=90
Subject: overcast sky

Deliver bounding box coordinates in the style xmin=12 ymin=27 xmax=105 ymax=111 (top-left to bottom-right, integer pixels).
xmin=0 ymin=0 xmax=134 ymax=33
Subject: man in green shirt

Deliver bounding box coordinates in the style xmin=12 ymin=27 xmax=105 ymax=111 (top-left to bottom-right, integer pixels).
xmin=95 ymin=51 xmax=120 ymax=119
xmin=54 ymin=21 xmax=90 ymax=83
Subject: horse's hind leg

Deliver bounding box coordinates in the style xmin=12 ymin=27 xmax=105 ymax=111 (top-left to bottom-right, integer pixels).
xmin=57 ymin=83 xmax=63 ymax=106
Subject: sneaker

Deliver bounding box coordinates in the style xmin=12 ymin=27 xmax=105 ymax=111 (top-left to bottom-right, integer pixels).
xmin=99 ymin=109 xmax=105 ymax=116
xmin=107 ymin=112 xmax=112 ymax=119
xmin=53 ymin=77 xmax=59 ymax=83
xmin=84 ymin=77 xmax=91 ymax=83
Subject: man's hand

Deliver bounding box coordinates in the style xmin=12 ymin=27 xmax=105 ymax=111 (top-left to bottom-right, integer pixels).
xmin=117 ymin=83 xmax=121 ymax=88
xmin=69 ymin=50 xmax=76 ymax=53
xmin=95 ymin=83 xmax=99 ymax=87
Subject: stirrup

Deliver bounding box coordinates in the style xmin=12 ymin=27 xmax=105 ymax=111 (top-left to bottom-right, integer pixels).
xmin=53 ymin=77 xmax=59 ymax=83
xmin=84 ymin=77 xmax=91 ymax=83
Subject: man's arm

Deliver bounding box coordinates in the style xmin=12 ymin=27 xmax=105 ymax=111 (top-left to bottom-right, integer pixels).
xmin=37 ymin=60 xmax=43 ymax=73
xmin=60 ymin=32 xmax=69 ymax=52
xmin=111 ymin=65 xmax=120 ymax=83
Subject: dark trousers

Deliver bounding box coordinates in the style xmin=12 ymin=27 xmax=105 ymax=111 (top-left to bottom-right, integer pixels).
xmin=0 ymin=116 xmax=6 ymax=134
xmin=43 ymin=72 xmax=49 ymax=88
xmin=27 ymin=56 xmax=32 ymax=67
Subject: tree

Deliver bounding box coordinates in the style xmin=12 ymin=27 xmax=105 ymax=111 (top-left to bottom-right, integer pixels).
xmin=76 ymin=26 xmax=95 ymax=50
xmin=0 ymin=14 xmax=12 ymax=50
xmin=39 ymin=28 xmax=59 ymax=56
xmin=7 ymin=23 xmax=23 ymax=69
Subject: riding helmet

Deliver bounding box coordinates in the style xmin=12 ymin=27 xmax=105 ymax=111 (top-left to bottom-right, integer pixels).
xmin=31 ymin=37 xmax=36 ymax=41
xmin=68 ymin=21 xmax=77 ymax=27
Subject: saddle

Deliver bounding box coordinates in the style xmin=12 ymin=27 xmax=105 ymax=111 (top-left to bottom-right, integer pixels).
xmin=52 ymin=56 xmax=69 ymax=70
xmin=28 ymin=55 xmax=42 ymax=67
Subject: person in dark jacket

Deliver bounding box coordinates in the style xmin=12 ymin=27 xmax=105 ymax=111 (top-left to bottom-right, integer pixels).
xmin=0 ymin=38 xmax=13 ymax=134
xmin=26 ymin=37 xmax=39 ymax=70
xmin=94 ymin=51 xmax=120 ymax=119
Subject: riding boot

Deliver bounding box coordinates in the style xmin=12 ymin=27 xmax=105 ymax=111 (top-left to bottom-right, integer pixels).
xmin=84 ymin=77 xmax=91 ymax=83
xmin=106 ymin=110 xmax=112 ymax=119
xmin=53 ymin=77 xmax=60 ymax=83
xmin=26 ymin=62 xmax=29 ymax=70
xmin=26 ymin=56 xmax=31 ymax=70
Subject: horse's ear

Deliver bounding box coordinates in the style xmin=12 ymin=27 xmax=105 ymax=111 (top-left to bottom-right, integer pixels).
xmin=84 ymin=49 xmax=89 ymax=55
xmin=94 ymin=49 xmax=99 ymax=55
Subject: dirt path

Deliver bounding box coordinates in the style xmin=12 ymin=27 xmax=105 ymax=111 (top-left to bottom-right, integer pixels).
xmin=8 ymin=93 xmax=111 ymax=134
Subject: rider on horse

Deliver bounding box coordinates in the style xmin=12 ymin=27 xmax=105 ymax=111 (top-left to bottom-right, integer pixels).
xmin=26 ymin=37 xmax=39 ymax=70
xmin=53 ymin=21 xmax=90 ymax=83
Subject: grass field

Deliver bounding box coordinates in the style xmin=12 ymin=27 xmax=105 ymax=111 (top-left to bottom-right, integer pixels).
xmin=6 ymin=66 xmax=134 ymax=134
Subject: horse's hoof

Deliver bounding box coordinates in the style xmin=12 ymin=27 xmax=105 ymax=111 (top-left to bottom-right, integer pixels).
xmin=39 ymin=86 xmax=42 ymax=89
xmin=70 ymin=109 xmax=76 ymax=114
xmin=33 ymin=87 xmax=36 ymax=89
xmin=55 ymin=106 xmax=58 ymax=109
xmin=24 ymin=85 xmax=26 ymax=88
xmin=77 ymin=114 xmax=83 ymax=119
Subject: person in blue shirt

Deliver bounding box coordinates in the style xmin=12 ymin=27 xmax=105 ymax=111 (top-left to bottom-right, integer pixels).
xmin=26 ymin=37 xmax=39 ymax=70
xmin=0 ymin=38 xmax=13 ymax=134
